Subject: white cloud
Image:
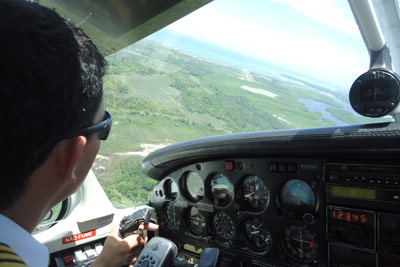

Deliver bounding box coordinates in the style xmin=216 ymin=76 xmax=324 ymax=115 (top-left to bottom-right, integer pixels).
xmin=270 ymin=0 xmax=360 ymax=35
xmin=165 ymin=0 xmax=367 ymax=87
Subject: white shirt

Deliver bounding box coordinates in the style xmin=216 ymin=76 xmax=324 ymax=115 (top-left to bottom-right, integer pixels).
xmin=0 ymin=214 xmax=49 ymax=267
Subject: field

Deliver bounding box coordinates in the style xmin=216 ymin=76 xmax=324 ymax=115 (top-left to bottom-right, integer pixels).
xmin=93 ymin=39 xmax=381 ymax=207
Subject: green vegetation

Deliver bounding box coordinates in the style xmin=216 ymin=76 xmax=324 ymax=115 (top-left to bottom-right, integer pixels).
xmin=326 ymin=107 xmax=391 ymax=125
xmin=95 ymin=156 xmax=157 ymax=208
xmin=94 ymin=39 xmax=383 ymax=207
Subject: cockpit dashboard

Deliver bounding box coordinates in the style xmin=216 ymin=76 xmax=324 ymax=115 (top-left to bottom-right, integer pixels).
xmin=143 ymin=122 xmax=400 ymax=267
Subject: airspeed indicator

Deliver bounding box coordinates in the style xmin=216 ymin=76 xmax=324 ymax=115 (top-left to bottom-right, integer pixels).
xmin=165 ymin=202 xmax=180 ymax=231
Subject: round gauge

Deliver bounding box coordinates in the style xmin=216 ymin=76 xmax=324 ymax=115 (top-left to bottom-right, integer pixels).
xmin=187 ymin=207 xmax=207 ymax=235
xmin=242 ymin=217 xmax=272 ymax=252
xmin=283 ymin=225 xmax=318 ymax=263
xmin=164 ymin=202 xmax=180 ymax=231
xmin=213 ymin=212 xmax=235 ymax=240
xmin=349 ymin=69 xmax=400 ymax=117
xmin=241 ymin=175 xmax=269 ymax=211
xmin=183 ymin=172 xmax=204 ymax=202
xmin=280 ymin=179 xmax=316 ymax=211
xmin=164 ymin=179 xmax=178 ymax=200
xmin=210 ymin=174 xmax=234 ymax=206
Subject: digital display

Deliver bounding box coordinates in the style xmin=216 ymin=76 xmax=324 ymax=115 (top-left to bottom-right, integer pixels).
xmin=328 ymin=206 xmax=374 ymax=226
xmin=327 ymin=185 xmax=376 ymax=200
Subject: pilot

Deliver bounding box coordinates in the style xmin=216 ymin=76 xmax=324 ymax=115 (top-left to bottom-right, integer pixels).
xmin=0 ymin=0 xmax=157 ymax=266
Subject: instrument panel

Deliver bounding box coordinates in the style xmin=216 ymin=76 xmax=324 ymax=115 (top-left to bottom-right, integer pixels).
xmin=150 ymin=158 xmax=325 ymax=266
xmin=150 ymin=159 xmax=400 ymax=267
xmin=143 ymin=120 xmax=400 ymax=267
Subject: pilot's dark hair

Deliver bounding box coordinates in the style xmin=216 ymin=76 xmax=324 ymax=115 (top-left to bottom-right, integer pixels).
xmin=0 ymin=0 xmax=106 ymax=211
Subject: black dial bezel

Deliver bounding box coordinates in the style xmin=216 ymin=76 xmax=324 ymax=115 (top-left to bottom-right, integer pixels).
xmin=349 ymin=69 xmax=400 ymax=118
xmin=240 ymin=175 xmax=270 ymax=212
xmin=279 ymin=179 xmax=317 ymax=214
xmin=241 ymin=217 xmax=272 ymax=253
xmin=164 ymin=201 xmax=181 ymax=231
xmin=185 ymin=206 xmax=208 ymax=236
xmin=213 ymin=211 xmax=235 ymax=240
xmin=208 ymin=173 xmax=234 ymax=207
xmin=281 ymin=225 xmax=319 ymax=263
xmin=181 ymin=171 xmax=205 ymax=202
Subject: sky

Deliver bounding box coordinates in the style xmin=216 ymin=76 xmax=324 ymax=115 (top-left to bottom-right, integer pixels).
xmin=158 ymin=0 xmax=370 ymax=91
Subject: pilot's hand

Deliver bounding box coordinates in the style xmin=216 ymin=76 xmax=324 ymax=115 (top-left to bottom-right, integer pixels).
xmin=91 ymin=222 xmax=159 ymax=267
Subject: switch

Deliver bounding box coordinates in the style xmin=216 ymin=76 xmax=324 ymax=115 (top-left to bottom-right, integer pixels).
xmin=84 ymin=246 xmax=96 ymax=258
xmin=94 ymin=243 xmax=103 ymax=255
xmin=63 ymin=254 xmax=74 ymax=265
xmin=74 ymin=249 xmax=87 ymax=262
xmin=224 ymin=160 xmax=235 ymax=171
xmin=278 ymin=164 xmax=286 ymax=172
xmin=269 ymin=163 xmax=278 ymax=172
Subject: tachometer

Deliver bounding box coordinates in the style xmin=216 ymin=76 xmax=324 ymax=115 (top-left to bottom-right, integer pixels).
xmin=242 ymin=217 xmax=272 ymax=252
xmin=241 ymin=175 xmax=269 ymax=211
xmin=280 ymin=179 xmax=315 ymax=211
xmin=210 ymin=174 xmax=234 ymax=206
xmin=283 ymin=225 xmax=318 ymax=263
xmin=213 ymin=211 xmax=235 ymax=240
xmin=183 ymin=172 xmax=204 ymax=202
xmin=164 ymin=202 xmax=180 ymax=231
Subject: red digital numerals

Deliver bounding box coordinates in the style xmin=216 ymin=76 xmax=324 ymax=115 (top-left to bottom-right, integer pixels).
xmin=331 ymin=209 xmax=368 ymax=223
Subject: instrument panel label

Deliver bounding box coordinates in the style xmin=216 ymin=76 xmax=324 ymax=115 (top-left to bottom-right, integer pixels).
xmin=174 ymin=201 xmax=188 ymax=208
xmin=198 ymin=203 xmax=213 ymax=212
xmin=62 ymin=230 xmax=97 ymax=245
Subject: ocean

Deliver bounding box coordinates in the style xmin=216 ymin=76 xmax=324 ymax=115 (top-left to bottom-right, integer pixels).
xmin=148 ymin=30 xmax=299 ymax=81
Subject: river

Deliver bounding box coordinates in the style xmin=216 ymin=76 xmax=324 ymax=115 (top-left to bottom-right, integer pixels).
xmin=297 ymin=98 xmax=348 ymax=126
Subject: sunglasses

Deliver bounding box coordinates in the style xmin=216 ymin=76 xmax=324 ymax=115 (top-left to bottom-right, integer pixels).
xmin=61 ymin=110 xmax=113 ymax=141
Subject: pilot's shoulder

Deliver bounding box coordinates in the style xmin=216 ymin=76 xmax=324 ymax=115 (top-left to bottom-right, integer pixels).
xmin=0 ymin=243 xmax=27 ymax=267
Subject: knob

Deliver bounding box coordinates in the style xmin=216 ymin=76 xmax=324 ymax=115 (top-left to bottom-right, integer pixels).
xmin=303 ymin=213 xmax=315 ymax=225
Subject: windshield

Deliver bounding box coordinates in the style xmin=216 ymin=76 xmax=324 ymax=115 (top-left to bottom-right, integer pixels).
xmin=93 ymin=0 xmax=391 ymax=208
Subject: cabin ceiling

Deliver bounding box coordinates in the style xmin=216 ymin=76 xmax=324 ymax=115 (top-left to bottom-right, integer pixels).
xmin=38 ymin=0 xmax=213 ymax=56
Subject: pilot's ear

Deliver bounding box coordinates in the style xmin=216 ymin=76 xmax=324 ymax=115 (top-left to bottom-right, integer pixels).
xmin=55 ymin=136 xmax=87 ymax=182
